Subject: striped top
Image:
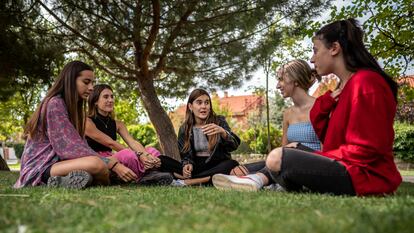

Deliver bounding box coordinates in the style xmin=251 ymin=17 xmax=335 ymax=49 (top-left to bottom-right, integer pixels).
xmin=287 ymin=122 xmax=321 ymax=151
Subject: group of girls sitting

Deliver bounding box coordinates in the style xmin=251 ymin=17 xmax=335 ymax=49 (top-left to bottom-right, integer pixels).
xmin=15 ymin=18 xmax=402 ymax=196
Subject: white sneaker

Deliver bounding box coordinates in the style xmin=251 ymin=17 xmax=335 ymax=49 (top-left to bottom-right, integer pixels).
xmin=264 ymin=183 xmax=286 ymax=192
xmin=170 ymin=179 xmax=186 ymax=187
xmin=212 ymin=174 xmax=262 ymax=191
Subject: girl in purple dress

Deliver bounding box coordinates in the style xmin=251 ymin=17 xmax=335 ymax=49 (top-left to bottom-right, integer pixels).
xmin=15 ymin=61 xmax=135 ymax=189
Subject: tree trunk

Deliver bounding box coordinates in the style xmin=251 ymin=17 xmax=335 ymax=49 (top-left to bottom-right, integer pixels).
xmin=264 ymin=58 xmax=272 ymax=153
xmin=136 ymin=75 xmax=180 ymax=160
xmin=0 ymin=156 xmax=10 ymax=171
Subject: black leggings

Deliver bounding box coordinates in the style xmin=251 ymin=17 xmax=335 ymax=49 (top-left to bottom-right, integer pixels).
xmin=242 ymin=143 xmax=317 ymax=173
xmin=240 ymin=143 xmax=355 ymax=195
xmin=158 ymin=155 xmax=238 ymax=178
xmin=270 ymin=147 xmax=355 ymax=195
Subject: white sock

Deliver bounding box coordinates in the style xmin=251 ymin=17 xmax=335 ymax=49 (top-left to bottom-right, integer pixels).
xmin=245 ymin=174 xmax=264 ymax=189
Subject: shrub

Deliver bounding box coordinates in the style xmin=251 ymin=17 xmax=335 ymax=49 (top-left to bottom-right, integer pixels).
xmin=232 ymin=140 xmax=254 ymax=155
xmin=127 ymin=124 xmax=160 ymax=149
xmin=393 ymin=122 xmax=414 ymax=162
xmin=238 ymin=124 xmax=282 ymax=154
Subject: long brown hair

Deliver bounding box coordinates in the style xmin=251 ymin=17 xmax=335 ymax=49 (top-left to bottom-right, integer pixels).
xmin=182 ymin=88 xmax=219 ymax=153
xmin=25 ymin=61 xmax=93 ymax=139
xmin=88 ymin=84 xmax=115 ymax=119
xmin=314 ymin=18 xmax=398 ymax=101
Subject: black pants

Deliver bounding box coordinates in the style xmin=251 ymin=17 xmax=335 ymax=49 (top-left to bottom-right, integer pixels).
xmin=158 ymin=155 xmax=238 ymax=179
xmin=242 ymin=144 xmax=317 ymax=174
xmin=243 ymin=161 xmax=266 ymax=173
xmin=272 ymin=146 xmax=355 ymax=195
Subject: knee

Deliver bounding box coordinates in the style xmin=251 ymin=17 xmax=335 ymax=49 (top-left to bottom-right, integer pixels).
xmin=266 ymin=147 xmax=283 ymax=172
xmin=87 ymin=156 xmax=108 ymax=175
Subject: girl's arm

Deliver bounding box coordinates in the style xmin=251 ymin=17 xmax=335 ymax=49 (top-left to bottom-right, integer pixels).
xmin=216 ymin=116 xmax=240 ymax=151
xmin=310 ymin=91 xmax=337 ymax=142
xmin=116 ymin=121 xmax=159 ymax=169
xmin=47 ymin=97 xmax=98 ymax=160
xmin=85 ymin=118 xmax=126 ymax=152
xmin=281 ymin=110 xmax=290 ymax=146
xmin=116 ymin=120 xmax=146 ymax=153
xmin=178 ymin=125 xmax=194 ymax=166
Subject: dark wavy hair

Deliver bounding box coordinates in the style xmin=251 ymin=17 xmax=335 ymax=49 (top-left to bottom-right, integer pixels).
xmin=314 ymin=18 xmax=398 ymax=102
xmin=182 ymin=88 xmax=219 ymax=153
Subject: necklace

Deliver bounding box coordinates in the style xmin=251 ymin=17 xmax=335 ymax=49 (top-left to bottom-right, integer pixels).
xmin=96 ymin=115 xmax=110 ymax=128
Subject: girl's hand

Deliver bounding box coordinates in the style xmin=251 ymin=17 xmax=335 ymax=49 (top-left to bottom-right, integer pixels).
xmin=139 ymin=153 xmax=160 ymax=170
xmin=202 ymin=123 xmax=227 ymax=138
xmin=112 ymin=163 xmax=138 ymax=182
xmin=148 ymin=154 xmax=161 ymax=168
xmin=330 ymin=88 xmax=342 ymax=101
xmin=183 ymin=164 xmax=193 ymax=179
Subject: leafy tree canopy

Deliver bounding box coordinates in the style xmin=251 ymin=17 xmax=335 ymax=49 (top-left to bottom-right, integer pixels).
xmin=321 ymin=0 xmax=413 ymax=76
xmin=0 ymin=0 xmax=65 ymax=100
xmin=38 ymin=0 xmax=329 ymax=97
xmin=23 ymin=0 xmax=330 ymax=158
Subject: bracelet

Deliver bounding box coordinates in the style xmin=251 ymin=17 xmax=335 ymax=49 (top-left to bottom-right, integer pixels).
xmin=135 ymin=151 xmax=144 ymax=158
xmin=136 ymin=151 xmax=150 ymax=159
xmin=110 ymin=162 xmax=119 ymax=171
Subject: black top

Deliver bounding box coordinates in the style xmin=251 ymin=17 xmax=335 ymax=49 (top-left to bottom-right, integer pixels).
xmin=86 ymin=113 xmax=117 ymax=152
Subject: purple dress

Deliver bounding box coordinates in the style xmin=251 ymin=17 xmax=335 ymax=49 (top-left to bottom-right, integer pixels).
xmin=14 ymin=96 xmax=98 ymax=188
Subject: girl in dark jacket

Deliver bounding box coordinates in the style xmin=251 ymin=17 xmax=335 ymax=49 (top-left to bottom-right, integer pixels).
xmin=175 ymin=88 xmax=240 ymax=184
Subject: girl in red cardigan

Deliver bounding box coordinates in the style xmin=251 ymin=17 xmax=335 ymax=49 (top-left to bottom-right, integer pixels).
xmin=212 ymin=18 xmax=402 ymax=196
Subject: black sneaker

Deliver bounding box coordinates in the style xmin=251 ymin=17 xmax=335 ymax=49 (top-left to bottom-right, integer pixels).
xmin=47 ymin=170 xmax=93 ymax=189
xmin=138 ymin=171 xmax=173 ymax=186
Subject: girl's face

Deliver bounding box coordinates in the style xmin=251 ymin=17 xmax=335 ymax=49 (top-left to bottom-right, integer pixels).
xmin=96 ymin=88 xmax=114 ymax=115
xmin=76 ymin=70 xmax=95 ymax=100
xmin=276 ymin=71 xmax=295 ymax=98
xmin=189 ymin=94 xmax=211 ymax=122
xmin=310 ymin=39 xmax=334 ymax=76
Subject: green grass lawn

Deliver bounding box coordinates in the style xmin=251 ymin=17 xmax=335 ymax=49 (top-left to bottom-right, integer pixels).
xmin=7 ymin=163 xmax=20 ymax=170
xmin=1 ymin=171 xmax=414 ymax=233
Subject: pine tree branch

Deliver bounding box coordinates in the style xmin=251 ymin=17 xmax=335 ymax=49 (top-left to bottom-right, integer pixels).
xmin=153 ymin=1 xmax=198 ymax=77
xmin=63 ymin=1 xmax=130 ymax=36
xmin=37 ymin=0 xmax=135 ymax=74
xmin=141 ymin=0 xmax=161 ymax=77
xmin=78 ymin=45 xmax=134 ymax=81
